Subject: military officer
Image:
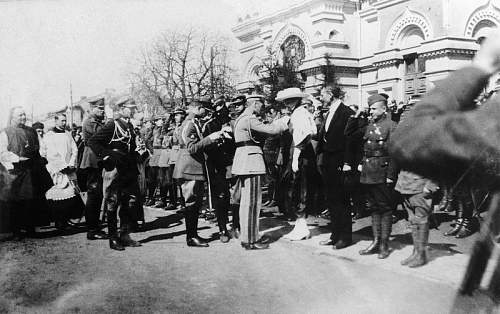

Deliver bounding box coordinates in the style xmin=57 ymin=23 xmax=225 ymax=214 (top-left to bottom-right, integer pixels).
xmin=357 ymin=94 xmax=398 ymax=259
xmin=232 ymin=94 xmax=289 ymax=250
xmin=166 ymin=107 xmax=186 ymax=209
xmin=202 ymin=97 xmax=235 ymax=243
xmin=172 ymin=99 xmax=228 ymax=247
xmin=80 ymin=98 xmax=108 ymax=240
xmin=88 ymin=97 xmax=142 ymax=251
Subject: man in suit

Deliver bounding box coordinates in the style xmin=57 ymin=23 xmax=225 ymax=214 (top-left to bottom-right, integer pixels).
xmin=80 ymin=98 xmax=108 ymax=241
xmin=232 ymin=95 xmax=289 ymax=250
xmin=317 ymin=86 xmax=355 ymax=249
xmin=172 ymin=99 xmax=227 ymax=247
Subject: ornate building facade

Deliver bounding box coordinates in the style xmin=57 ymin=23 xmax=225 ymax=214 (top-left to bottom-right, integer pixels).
xmin=232 ymin=0 xmax=500 ymax=105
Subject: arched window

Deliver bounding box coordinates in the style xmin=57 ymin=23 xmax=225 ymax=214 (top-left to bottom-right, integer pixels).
xmin=397 ymin=25 xmax=425 ymax=48
xmin=472 ymin=19 xmax=497 ymax=42
xmin=280 ymin=35 xmax=306 ymax=70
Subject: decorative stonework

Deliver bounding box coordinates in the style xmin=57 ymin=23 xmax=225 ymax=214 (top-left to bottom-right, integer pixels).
xmin=272 ymin=24 xmax=312 ymax=61
xmin=373 ymin=59 xmax=401 ymax=68
xmin=420 ymin=48 xmax=476 ymax=59
xmin=245 ymin=56 xmax=264 ymax=82
xmin=386 ymin=7 xmax=432 ymax=48
xmin=464 ymin=1 xmax=500 ymax=37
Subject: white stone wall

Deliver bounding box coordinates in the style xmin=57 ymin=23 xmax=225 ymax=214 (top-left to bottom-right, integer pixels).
xmin=233 ymin=0 xmax=500 ymax=104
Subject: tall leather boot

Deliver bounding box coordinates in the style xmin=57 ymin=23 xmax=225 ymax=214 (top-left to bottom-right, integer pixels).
xmin=378 ymin=212 xmax=392 ymax=259
xmin=108 ymin=213 xmax=125 ymax=251
xmin=401 ymin=223 xmax=418 ymax=265
xmin=185 ymin=207 xmax=208 ymax=247
xmin=408 ymin=222 xmax=429 ymax=267
xmin=359 ymin=213 xmax=381 ymax=255
xmin=119 ymin=223 xmax=142 ymax=247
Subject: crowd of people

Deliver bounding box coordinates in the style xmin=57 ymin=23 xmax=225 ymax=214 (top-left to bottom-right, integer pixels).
xmin=0 ymin=82 xmax=486 ymax=267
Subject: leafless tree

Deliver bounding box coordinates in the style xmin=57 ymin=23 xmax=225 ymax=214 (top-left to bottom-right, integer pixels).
xmin=130 ymin=28 xmax=236 ymax=116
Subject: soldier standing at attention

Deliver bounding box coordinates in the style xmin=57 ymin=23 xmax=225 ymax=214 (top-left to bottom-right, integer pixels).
xmin=231 ymin=95 xmax=289 ymax=250
xmin=88 ymin=99 xmax=142 ymax=251
xmin=358 ymin=94 xmax=398 ymax=259
xmin=80 ymin=98 xmax=108 ymax=241
xmin=172 ymin=99 xmax=228 ymax=247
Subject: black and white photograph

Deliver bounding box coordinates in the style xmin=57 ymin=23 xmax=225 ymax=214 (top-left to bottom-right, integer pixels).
xmin=1 ymin=0 xmax=500 ymax=312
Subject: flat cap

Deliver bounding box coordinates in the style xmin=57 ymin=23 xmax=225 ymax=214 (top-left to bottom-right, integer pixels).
xmin=367 ymin=94 xmax=387 ymax=106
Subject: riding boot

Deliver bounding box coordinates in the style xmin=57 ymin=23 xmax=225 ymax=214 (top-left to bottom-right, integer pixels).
xmin=378 ymin=212 xmax=392 ymax=259
xmin=119 ymin=223 xmax=142 ymax=247
xmin=108 ymin=213 xmax=124 ymax=251
xmin=455 ymin=218 xmax=475 ymax=238
xmin=444 ymin=195 xmax=464 ymax=236
xmin=401 ymin=223 xmax=418 ymax=265
xmin=408 ymin=222 xmax=429 ymax=267
xmin=359 ymin=213 xmax=381 ymax=255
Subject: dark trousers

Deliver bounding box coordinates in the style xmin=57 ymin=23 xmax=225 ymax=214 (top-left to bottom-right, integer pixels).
xmin=364 ymin=183 xmax=396 ymax=215
xmin=207 ymin=167 xmax=230 ymax=232
xmin=84 ymin=168 xmax=103 ymax=231
xmin=320 ymin=152 xmax=350 ymax=241
xmin=283 ymin=157 xmax=316 ymax=219
xmin=344 ymin=170 xmax=365 ymax=215
xmin=180 ymin=180 xmax=204 ymax=239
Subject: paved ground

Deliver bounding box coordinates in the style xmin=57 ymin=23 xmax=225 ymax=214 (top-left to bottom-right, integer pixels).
xmin=0 ymin=205 xmax=495 ymax=313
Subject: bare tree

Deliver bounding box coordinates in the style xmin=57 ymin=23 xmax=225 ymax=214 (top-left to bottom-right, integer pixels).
xmin=130 ymin=28 xmax=236 ymax=115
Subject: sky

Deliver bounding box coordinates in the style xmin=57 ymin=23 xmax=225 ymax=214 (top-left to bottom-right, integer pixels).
xmin=0 ymin=0 xmax=297 ymax=127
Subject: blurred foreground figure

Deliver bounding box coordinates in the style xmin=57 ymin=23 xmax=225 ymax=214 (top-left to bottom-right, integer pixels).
xmin=389 ymin=29 xmax=500 ymax=309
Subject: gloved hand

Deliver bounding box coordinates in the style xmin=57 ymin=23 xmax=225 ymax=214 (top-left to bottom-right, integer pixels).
xmin=342 ymin=164 xmax=351 ymax=171
xmin=208 ymin=131 xmax=222 ymax=141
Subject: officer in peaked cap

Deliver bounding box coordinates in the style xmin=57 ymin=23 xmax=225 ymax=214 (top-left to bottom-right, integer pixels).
xmin=88 ymin=97 xmax=143 ymax=251
xmin=81 ymin=97 xmax=107 ymax=241
xmin=231 ymin=93 xmax=290 ymax=249
xmin=89 ymin=97 xmax=105 ymax=109
xmin=229 ymin=95 xmax=247 ymax=118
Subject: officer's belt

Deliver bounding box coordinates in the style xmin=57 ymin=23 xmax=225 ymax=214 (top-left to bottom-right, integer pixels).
xmin=235 ymin=140 xmax=259 ymax=148
xmin=153 ymin=146 xmax=163 ymax=149
xmin=364 ymin=150 xmax=388 ymax=157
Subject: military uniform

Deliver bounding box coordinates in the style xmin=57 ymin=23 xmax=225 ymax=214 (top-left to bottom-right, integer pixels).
xmin=358 ymin=95 xmax=398 ymax=259
xmin=80 ymin=109 xmax=106 ymax=238
xmin=172 ymin=114 xmax=220 ymax=246
xmin=232 ymin=105 xmax=288 ymax=247
xmin=202 ymin=115 xmax=235 ymax=240
xmin=88 ymin=117 xmax=142 ymax=250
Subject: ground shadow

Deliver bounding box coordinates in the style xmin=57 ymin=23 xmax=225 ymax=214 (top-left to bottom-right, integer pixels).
xmin=140 ymin=213 xmax=183 ymax=232
xmin=138 ymin=226 xmax=211 ymax=243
